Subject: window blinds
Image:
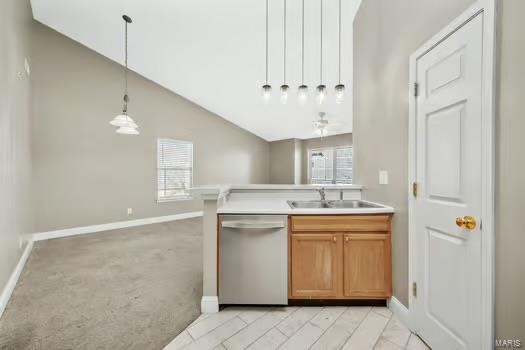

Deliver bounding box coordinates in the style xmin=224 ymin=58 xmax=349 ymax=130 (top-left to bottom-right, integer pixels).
xmin=157 ymin=139 xmax=193 ymax=201
xmin=310 ymin=146 xmax=352 ymax=184
xmin=335 ymin=147 xmax=353 ymax=184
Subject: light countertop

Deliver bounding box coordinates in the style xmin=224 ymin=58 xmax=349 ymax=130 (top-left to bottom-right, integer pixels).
xmin=190 ymin=184 xmax=393 ymax=215
xmin=190 ymin=184 xmax=363 ymax=198
xmin=218 ymin=198 xmax=394 ymax=215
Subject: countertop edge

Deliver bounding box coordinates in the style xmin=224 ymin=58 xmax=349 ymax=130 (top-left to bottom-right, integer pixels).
xmin=190 ymin=184 xmax=363 ymax=200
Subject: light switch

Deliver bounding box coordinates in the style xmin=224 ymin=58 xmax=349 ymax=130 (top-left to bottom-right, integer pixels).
xmin=379 ymin=170 xmax=389 ymax=185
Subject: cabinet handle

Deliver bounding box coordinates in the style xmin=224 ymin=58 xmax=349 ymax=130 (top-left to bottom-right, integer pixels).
xmin=333 ymin=236 xmax=337 ymax=242
xmin=345 ymin=237 xmax=349 ymax=243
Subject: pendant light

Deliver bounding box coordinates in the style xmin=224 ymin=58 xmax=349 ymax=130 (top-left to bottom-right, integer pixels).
xmin=110 ymin=15 xmax=139 ymax=135
xmin=280 ymin=0 xmax=289 ymax=104
xmin=334 ymin=0 xmax=345 ymax=104
xmin=316 ymin=0 xmax=326 ymax=105
xmin=261 ymin=0 xmax=272 ymax=103
xmin=297 ymin=0 xmax=308 ymax=104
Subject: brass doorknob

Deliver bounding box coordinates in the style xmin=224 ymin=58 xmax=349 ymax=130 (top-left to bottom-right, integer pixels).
xmin=456 ymin=216 xmax=477 ymax=230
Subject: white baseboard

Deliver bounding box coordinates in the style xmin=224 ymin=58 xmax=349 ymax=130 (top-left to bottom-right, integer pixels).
xmin=201 ymin=296 xmax=219 ymax=314
xmin=0 ymin=240 xmax=33 ymax=319
xmin=32 ymin=211 xmax=203 ymax=241
xmin=388 ymin=296 xmax=413 ymax=330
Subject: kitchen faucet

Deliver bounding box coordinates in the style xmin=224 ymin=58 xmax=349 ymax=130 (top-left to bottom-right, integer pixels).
xmin=318 ymin=187 xmax=326 ymax=201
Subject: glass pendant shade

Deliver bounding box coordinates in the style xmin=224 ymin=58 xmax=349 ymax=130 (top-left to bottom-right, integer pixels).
xmin=298 ymin=85 xmax=308 ymax=104
xmin=335 ymin=84 xmax=345 ymax=104
xmin=316 ymin=85 xmax=327 ymax=105
xmin=280 ymin=84 xmax=289 ymax=104
xmin=116 ymin=125 xmax=140 ymax=135
xmin=110 ymin=114 xmax=138 ymax=128
xmin=262 ymin=84 xmax=272 ymax=103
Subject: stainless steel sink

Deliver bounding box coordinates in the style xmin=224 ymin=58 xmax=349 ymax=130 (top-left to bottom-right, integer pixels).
xmin=287 ymin=200 xmax=382 ymax=209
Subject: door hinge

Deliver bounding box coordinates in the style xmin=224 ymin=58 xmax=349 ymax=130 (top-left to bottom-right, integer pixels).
xmin=412 ymin=182 xmax=418 ymax=197
xmin=414 ymin=82 xmax=419 ymax=97
xmin=412 ymin=282 xmax=417 ymax=297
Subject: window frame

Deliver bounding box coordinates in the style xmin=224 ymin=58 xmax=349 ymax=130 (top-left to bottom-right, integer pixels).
xmin=308 ymin=146 xmax=353 ymax=185
xmin=156 ymin=138 xmax=194 ymax=203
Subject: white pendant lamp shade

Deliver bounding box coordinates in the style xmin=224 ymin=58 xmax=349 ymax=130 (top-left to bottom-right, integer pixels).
xmin=280 ymin=85 xmax=289 ymax=104
xmin=110 ymin=114 xmax=138 ymax=128
xmin=116 ymin=125 xmax=140 ymax=135
xmin=316 ymin=84 xmax=326 ymax=105
xmin=262 ymin=84 xmax=272 ymax=103
xmin=110 ymin=15 xmax=140 ymax=135
xmin=298 ymin=85 xmax=308 ymax=104
xmin=335 ymin=84 xmax=345 ymax=104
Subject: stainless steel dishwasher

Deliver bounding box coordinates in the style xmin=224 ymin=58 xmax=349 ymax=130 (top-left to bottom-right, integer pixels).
xmin=219 ymin=215 xmax=288 ymax=305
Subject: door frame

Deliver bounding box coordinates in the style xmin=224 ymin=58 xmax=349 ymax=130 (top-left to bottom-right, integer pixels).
xmin=407 ymin=1 xmax=497 ymax=349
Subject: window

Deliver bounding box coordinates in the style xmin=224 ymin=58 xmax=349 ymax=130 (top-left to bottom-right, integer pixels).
xmin=157 ymin=138 xmax=193 ymax=201
xmin=309 ymin=146 xmax=353 ymax=184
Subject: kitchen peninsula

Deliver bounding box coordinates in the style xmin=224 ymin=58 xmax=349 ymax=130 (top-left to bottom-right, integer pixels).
xmin=191 ymin=184 xmax=394 ymax=313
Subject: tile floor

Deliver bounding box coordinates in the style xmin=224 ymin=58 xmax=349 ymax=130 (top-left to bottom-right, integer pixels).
xmin=164 ymin=306 xmax=430 ymax=350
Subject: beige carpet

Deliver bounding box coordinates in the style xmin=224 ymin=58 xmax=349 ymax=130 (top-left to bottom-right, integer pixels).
xmin=0 ymin=217 xmax=203 ymax=350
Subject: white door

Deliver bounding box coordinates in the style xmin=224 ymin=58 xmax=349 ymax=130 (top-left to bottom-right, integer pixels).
xmin=413 ymin=13 xmax=483 ymax=350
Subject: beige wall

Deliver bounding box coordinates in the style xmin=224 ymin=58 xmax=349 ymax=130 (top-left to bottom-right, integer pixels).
xmin=301 ymin=133 xmax=353 ymax=184
xmin=495 ymin=0 xmax=525 ymax=341
xmin=31 ymin=23 xmax=269 ymax=232
xmin=0 ymin=0 xmax=34 ymax=299
xmin=353 ymin=0 xmax=474 ymax=306
xmin=293 ymin=139 xmax=303 ymax=185
xmin=269 ymin=139 xmax=296 ymax=184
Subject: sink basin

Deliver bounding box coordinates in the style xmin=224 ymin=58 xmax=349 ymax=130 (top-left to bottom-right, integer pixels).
xmin=287 ymin=200 xmax=332 ymax=209
xmin=287 ymin=200 xmax=382 ymax=209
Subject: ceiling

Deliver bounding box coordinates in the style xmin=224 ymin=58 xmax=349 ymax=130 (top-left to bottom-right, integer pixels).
xmin=31 ymin=0 xmax=361 ymax=141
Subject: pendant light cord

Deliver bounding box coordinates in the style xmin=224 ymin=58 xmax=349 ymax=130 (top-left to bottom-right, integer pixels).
xmin=301 ymin=0 xmax=305 ymax=85
xmin=123 ymin=18 xmax=129 ymax=113
xmin=338 ymin=0 xmax=342 ymax=84
xmin=320 ymin=0 xmax=323 ymax=84
xmin=283 ymin=0 xmax=287 ymax=85
xmin=265 ymin=0 xmax=269 ymax=84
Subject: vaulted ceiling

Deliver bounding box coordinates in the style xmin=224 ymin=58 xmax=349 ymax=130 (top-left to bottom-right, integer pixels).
xmin=31 ymin=0 xmax=361 ymax=141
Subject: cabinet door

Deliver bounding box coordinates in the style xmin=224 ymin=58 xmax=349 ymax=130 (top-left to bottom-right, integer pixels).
xmin=290 ymin=233 xmax=343 ymax=298
xmin=343 ymin=233 xmax=392 ymax=298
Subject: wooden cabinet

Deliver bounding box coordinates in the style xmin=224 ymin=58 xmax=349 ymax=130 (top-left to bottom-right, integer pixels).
xmin=289 ymin=215 xmax=392 ymax=300
xmin=290 ymin=233 xmax=343 ymax=298
xmin=343 ymin=233 xmax=391 ymax=298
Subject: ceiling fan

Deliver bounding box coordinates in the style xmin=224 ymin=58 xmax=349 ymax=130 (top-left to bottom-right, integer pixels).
xmin=313 ymin=112 xmax=330 ymax=137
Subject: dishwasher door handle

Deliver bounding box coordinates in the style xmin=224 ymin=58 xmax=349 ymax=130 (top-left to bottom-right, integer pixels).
xmin=221 ymin=221 xmax=286 ymax=229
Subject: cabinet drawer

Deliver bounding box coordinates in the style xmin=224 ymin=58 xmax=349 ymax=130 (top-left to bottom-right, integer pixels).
xmin=291 ymin=215 xmax=391 ymax=232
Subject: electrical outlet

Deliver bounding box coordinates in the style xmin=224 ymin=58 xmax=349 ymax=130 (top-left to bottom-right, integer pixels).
xmin=379 ymin=170 xmax=389 ymax=185
xmin=127 ymin=208 xmax=133 ymax=215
